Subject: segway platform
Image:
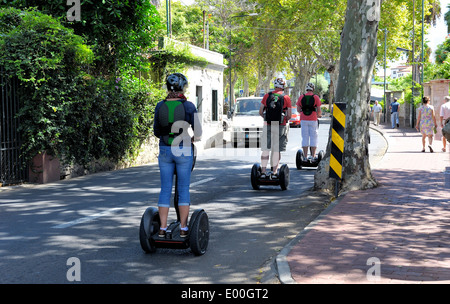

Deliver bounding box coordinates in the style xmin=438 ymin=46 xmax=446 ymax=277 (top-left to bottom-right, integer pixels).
xmin=139 ymin=143 xmax=209 ymax=256
xmin=296 ymin=149 xmax=324 ymax=170
xmin=139 ymin=207 xmax=209 ymax=255
xmin=251 ymin=163 xmax=289 ymax=190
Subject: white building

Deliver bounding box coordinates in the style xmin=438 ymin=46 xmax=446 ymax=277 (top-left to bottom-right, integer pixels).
xmin=390 ymin=65 xmax=412 ymax=79
xmin=159 ymin=38 xmax=227 ymax=149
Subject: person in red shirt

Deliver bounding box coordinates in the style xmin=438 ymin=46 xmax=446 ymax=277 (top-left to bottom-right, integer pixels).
xmin=296 ymin=82 xmax=322 ymax=159
xmin=258 ymin=78 xmax=292 ymax=177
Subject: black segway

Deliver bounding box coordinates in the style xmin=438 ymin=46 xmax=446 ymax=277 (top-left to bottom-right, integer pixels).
xmin=296 ymin=149 xmax=325 ymax=170
xmin=139 ymin=145 xmax=209 ymax=256
xmin=251 ymin=163 xmax=289 ymax=191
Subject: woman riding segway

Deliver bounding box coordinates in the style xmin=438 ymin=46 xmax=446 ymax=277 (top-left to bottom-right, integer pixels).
xmin=139 ymin=73 xmax=209 ymax=255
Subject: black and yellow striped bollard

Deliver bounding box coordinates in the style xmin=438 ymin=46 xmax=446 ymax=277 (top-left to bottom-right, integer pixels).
xmin=329 ymin=102 xmax=346 ymax=196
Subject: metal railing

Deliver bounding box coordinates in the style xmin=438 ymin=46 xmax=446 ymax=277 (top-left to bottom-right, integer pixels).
xmin=1 ymin=66 xmax=27 ymax=185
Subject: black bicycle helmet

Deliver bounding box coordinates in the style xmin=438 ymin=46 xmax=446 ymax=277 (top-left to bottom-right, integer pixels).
xmin=166 ymin=73 xmax=188 ymax=92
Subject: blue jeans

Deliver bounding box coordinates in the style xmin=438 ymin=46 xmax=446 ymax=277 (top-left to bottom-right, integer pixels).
xmin=157 ymin=145 xmax=193 ymax=208
xmin=391 ymin=112 xmax=399 ymax=128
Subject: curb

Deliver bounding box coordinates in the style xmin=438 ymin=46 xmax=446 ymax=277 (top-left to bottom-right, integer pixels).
xmin=275 ymin=124 xmax=390 ymax=284
xmin=275 ymin=193 xmax=344 ymax=284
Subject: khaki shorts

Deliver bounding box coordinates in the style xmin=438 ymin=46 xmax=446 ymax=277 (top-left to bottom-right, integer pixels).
xmin=261 ymin=124 xmax=288 ymax=152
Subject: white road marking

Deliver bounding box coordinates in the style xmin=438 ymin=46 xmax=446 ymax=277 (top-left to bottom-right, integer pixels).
xmin=52 ymin=207 xmax=124 ymax=229
xmin=52 ymin=177 xmax=216 ymax=229
xmin=191 ymin=177 xmax=215 ymax=187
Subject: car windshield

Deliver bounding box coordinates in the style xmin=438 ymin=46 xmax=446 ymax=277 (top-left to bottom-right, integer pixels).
xmin=235 ymin=99 xmax=261 ymax=116
xmin=291 ymin=108 xmax=298 ymax=114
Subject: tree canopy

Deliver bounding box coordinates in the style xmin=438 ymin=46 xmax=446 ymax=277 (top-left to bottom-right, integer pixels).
xmin=162 ymin=0 xmax=442 ymax=101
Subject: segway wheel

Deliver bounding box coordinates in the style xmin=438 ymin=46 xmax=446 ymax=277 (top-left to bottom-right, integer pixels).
xmin=279 ymin=164 xmax=289 ymax=190
xmin=296 ymin=150 xmax=305 ymax=170
xmin=189 ymin=210 xmax=209 ymax=256
xmin=317 ymin=150 xmax=325 ymax=163
xmin=139 ymin=207 xmax=160 ymax=253
xmin=251 ymin=163 xmax=261 ymax=190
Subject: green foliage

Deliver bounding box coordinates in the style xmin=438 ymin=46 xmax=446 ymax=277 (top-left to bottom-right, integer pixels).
xmin=435 ymin=37 xmax=450 ymax=64
xmin=423 ymin=58 xmax=450 ymax=82
xmin=0 ymin=7 xmax=165 ymax=168
xmin=308 ymin=74 xmax=329 ymax=97
xmin=2 ymin=0 xmax=164 ymax=75
xmin=0 ymin=7 xmax=94 ymax=161
xmin=62 ymin=76 xmax=165 ymax=165
xmin=387 ymin=74 xmax=423 ymax=107
xmin=149 ymin=38 xmax=209 ymax=84
xmin=445 ymin=3 xmax=450 ymax=33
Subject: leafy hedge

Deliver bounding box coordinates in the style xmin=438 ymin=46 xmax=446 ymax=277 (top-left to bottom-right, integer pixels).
xmin=2 ymin=0 xmax=164 ymax=76
xmin=0 ymin=7 xmax=164 ymax=167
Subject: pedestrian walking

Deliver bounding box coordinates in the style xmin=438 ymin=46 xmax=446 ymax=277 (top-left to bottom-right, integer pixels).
xmin=372 ymin=100 xmax=382 ymax=126
xmin=153 ymin=73 xmax=202 ymax=237
xmin=390 ymin=98 xmax=400 ymax=128
xmin=297 ymin=82 xmax=322 ymax=159
xmin=439 ymin=96 xmax=450 ymax=152
xmin=259 ymin=77 xmax=292 ymax=177
xmin=415 ymin=96 xmax=437 ymax=153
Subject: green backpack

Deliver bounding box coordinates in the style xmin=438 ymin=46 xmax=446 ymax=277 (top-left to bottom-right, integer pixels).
xmin=158 ymin=100 xmax=186 ymax=145
xmin=301 ymin=94 xmax=317 ymax=116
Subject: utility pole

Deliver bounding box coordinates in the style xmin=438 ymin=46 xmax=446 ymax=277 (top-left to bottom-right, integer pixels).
xmin=166 ymin=0 xmax=172 ymax=37
xmin=411 ymin=0 xmax=415 ymax=128
xmin=203 ymin=10 xmax=206 ymax=49
xmin=421 ymin=0 xmax=424 ymax=90
xmin=383 ymin=28 xmax=387 ymax=124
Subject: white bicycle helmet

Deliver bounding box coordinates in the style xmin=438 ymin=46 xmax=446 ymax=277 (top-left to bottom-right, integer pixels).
xmin=305 ymin=82 xmax=315 ymax=91
xmin=274 ymin=78 xmax=286 ymax=89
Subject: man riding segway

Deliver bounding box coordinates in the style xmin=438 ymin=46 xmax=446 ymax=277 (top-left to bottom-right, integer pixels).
xmin=250 ymin=78 xmax=291 ymax=190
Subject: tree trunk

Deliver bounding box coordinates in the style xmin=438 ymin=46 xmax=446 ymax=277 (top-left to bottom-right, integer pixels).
xmin=288 ymin=54 xmax=317 ymax=102
xmin=243 ymin=77 xmax=249 ymax=97
xmin=327 ymin=62 xmax=339 ymax=110
xmin=314 ymin=0 xmax=380 ymax=194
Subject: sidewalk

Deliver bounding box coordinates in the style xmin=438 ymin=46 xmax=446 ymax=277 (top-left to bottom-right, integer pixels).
xmin=279 ymin=124 xmax=450 ymax=283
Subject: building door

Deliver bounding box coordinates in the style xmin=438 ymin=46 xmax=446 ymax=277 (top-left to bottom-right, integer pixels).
xmin=212 ymin=90 xmax=218 ymax=121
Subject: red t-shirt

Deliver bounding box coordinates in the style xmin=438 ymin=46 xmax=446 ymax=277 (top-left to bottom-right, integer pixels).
xmin=261 ymin=89 xmax=292 ymax=125
xmin=296 ymin=92 xmax=321 ymax=121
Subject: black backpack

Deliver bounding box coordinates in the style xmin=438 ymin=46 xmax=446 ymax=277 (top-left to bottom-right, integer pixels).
xmin=158 ymin=99 xmax=187 ymax=145
xmin=265 ymin=92 xmax=285 ymax=123
xmin=300 ymin=94 xmax=317 ymax=116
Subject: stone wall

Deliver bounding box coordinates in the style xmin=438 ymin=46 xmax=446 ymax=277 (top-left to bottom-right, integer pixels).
xmin=60 ymin=135 xmax=159 ymax=180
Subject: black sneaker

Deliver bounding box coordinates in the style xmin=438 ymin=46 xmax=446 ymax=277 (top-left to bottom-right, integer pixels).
xmin=180 ymin=230 xmax=188 ymax=238
xmin=158 ymin=229 xmax=166 ymax=237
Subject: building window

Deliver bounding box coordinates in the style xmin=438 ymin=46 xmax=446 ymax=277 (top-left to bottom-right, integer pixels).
xmin=212 ymin=90 xmax=218 ymax=121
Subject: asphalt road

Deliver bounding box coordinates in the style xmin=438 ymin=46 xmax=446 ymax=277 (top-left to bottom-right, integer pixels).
xmin=0 ymin=119 xmax=386 ymax=284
